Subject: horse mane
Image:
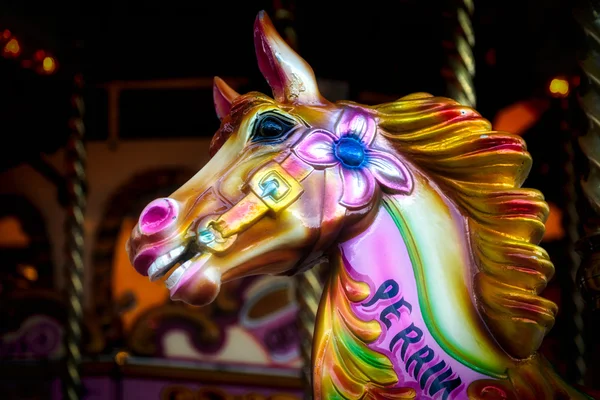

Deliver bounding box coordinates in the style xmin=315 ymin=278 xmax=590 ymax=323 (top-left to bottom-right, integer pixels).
xmin=372 ymin=93 xmax=557 ymax=359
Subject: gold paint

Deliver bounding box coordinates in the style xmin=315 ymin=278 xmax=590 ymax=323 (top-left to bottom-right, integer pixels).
xmin=338 ymin=257 xmax=370 ymax=303
xmin=376 ymin=96 xmax=556 ymax=359
xmin=312 ymin=254 xmax=401 ymax=399
xmin=389 ymin=176 xmax=509 ymax=373
xmin=215 ymin=192 xmax=269 ymax=237
xmin=501 ymin=354 xmax=586 ymax=399
xmin=280 ymin=153 xmax=314 ymax=182
xmin=248 ymin=161 xmax=305 ymax=213
xmin=372 ymin=95 xmax=588 ymax=397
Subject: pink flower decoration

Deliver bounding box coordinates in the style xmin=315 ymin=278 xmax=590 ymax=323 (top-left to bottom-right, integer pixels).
xmin=293 ymin=109 xmax=413 ymax=209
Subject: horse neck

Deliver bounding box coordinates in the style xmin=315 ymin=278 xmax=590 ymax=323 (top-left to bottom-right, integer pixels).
xmin=312 ymin=184 xmax=514 ymax=399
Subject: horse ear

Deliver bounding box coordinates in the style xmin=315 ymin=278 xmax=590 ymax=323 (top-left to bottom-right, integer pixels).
xmin=254 ymin=11 xmax=325 ymax=105
xmin=213 ymin=77 xmax=240 ymax=120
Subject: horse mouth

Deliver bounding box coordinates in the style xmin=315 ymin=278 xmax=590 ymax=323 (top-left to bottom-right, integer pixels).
xmin=147 ymin=245 xmax=197 ymax=289
xmin=144 ymin=243 xmax=219 ymax=306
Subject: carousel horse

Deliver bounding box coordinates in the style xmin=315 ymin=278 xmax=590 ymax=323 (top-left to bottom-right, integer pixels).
xmin=126 ymin=11 xmax=591 ymax=400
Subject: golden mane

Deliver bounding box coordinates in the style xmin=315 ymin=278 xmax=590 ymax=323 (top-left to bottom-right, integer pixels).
xmin=372 ymin=93 xmax=557 ymax=359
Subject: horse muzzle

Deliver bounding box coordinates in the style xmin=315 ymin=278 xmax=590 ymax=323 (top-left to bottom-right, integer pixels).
xmin=127 ymin=152 xmax=315 ymax=305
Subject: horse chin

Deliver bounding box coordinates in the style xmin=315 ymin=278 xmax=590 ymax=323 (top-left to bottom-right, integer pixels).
xmin=168 ymin=253 xmax=222 ymax=306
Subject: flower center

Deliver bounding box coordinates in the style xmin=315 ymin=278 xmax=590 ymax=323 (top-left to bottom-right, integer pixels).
xmin=334 ymin=136 xmax=365 ymax=168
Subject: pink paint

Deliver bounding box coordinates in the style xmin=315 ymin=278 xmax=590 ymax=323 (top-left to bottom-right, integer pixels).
xmin=138 ymin=198 xmax=178 ymax=236
xmin=293 ymin=109 xmax=413 ymax=210
xmin=253 ymin=12 xmax=286 ymax=102
xmin=339 ymin=206 xmax=493 ymax=400
xmin=132 ymin=248 xmax=160 ymax=275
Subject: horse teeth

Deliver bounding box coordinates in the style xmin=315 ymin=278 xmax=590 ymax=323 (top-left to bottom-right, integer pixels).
xmin=148 ymin=245 xmax=186 ymax=282
xmin=165 ymin=259 xmax=192 ymax=289
xmin=169 ymin=246 xmax=185 ymax=259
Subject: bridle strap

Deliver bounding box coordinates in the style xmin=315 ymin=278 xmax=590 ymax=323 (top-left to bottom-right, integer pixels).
xmin=197 ymin=152 xmax=314 ymax=253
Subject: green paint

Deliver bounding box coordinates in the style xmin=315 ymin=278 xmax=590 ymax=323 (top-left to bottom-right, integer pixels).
xmin=382 ymin=198 xmax=506 ymax=378
xmin=333 ymin=308 xmax=397 ymax=380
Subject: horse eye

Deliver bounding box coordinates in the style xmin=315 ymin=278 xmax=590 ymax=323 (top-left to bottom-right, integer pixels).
xmin=253 ymin=113 xmax=295 ymax=142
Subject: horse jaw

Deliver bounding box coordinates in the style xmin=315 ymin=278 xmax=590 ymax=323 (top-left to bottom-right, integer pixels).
xmin=168 ymin=253 xmax=222 ymax=306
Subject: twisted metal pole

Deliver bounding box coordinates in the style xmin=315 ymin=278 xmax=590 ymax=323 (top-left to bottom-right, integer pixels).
xmin=574 ymin=0 xmax=600 ymax=386
xmin=63 ymin=72 xmax=87 ymax=400
xmin=442 ymin=0 xmax=476 ymax=107
xmin=272 ymin=2 xmax=324 ymax=397
xmin=559 ymin=103 xmax=587 ymax=384
xmin=295 ymin=264 xmax=324 ymax=400
xmin=575 ymin=0 xmax=600 ymax=312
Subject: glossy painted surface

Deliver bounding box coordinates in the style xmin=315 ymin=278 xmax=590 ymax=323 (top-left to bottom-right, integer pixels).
xmin=126 ymin=10 xmax=590 ymax=400
xmin=312 ymin=201 xmax=496 ymax=399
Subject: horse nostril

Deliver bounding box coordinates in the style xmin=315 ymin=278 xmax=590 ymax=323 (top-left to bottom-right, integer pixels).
xmin=139 ymin=198 xmax=178 ymax=235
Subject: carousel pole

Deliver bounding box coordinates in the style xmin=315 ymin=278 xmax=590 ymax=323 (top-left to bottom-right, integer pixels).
xmin=295 ymin=267 xmax=324 ymax=400
xmin=62 ymin=44 xmax=87 ymax=399
xmin=272 ymin=2 xmax=323 ymax=398
xmin=442 ymin=0 xmax=476 ymax=107
xmin=574 ymin=0 xmax=600 ymax=385
xmin=560 ymin=97 xmax=587 ymax=385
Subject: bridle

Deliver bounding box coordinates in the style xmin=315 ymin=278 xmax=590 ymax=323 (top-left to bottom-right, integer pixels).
xmin=195 ymin=151 xmax=314 ymax=254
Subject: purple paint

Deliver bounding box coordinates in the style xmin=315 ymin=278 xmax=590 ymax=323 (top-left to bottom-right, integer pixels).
xmin=138 ymin=198 xmax=177 ymax=236
xmin=240 ymin=281 xmax=300 ymax=363
xmin=339 ymin=207 xmax=493 ymax=400
xmin=52 ymin=377 xmax=116 ymax=400
xmin=52 ymin=376 xmax=300 ymax=399
xmin=132 ymin=248 xmax=159 ymax=275
xmin=122 ymin=378 xmax=302 ymax=399
xmin=0 ymin=316 xmax=63 ymax=359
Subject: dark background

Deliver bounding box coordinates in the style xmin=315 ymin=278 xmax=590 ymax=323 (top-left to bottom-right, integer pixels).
xmin=0 ymin=0 xmax=584 ymax=162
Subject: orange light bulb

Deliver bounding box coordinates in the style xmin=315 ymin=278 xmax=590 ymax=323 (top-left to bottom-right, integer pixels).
xmin=549 ymin=78 xmax=570 ymax=97
xmin=3 ymin=38 xmax=20 ymax=57
xmin=42 ymin=56 xmax=56 ymax=73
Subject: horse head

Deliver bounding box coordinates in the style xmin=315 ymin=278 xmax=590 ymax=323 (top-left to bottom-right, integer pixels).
xmin=126 ymin=11 xmax=411 ymax=306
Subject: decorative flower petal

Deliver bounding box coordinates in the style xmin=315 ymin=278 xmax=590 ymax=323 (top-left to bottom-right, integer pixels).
xmin=293 ymin=130 xmax=338 ymax=168
xmin=336 ymin=109 xmax=377 ymax=145
xmin=367 ymin=149 xmax=413 ymax=194
xmin=322 ymin=166 xmax=347 ymax=226
xmin=340 ymin=166 xmax=376 ymax=209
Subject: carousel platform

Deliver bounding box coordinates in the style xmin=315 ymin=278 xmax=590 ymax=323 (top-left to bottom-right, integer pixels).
xmin=1 ymin=356 xmax=303 ymax=399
